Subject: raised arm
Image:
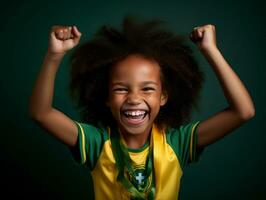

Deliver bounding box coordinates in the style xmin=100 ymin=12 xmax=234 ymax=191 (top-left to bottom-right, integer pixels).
xmin=28 ymin=25 xmax=82 ymax=146
xmin=190 ymin=25 xmax=255 ymax=148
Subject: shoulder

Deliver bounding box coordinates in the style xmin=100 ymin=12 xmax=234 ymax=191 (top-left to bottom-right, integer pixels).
xmin=164 ymin=121 xmax=202 ymax=167
xmin=73 ymin=120 xmax=109 ymax=141
xmin=165 ymin=121 xmax=200 ymax=139
xmin=70 ymin=121 xmax=110 ymax=168
xmin=164 ymin=121 xmax=201 ymax=153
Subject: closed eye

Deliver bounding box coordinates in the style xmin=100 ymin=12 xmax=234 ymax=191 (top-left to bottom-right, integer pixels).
xmin=113 ymin=88 xmax=128 ymax=92
xmin=142 ymin=87 xmax=155 ymax=91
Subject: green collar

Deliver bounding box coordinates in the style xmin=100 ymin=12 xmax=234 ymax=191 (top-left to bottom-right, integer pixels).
xmin=110 ymin=125 xmax=155 ymax=200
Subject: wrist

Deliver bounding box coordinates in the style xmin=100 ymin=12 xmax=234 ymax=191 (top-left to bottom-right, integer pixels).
xmin=45 ymin=51 xmax=66 ymax=61
xmin=200 ymin=45 xmax=220 ymax=56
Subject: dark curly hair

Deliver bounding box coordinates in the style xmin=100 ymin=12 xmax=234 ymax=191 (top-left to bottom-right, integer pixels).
xmin=68 ymin=16 xmax=204 ymax=130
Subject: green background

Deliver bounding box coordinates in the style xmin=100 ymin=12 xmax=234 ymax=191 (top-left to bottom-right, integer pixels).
xmin=1 ymin=0 xmax=265 ymax=199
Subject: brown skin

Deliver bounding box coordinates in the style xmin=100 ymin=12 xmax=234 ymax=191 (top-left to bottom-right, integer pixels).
xmin=29 ymin=24 xmax=255 ymax=149
xmin=190 ymin=25 xmax=255 ymax=148
xmin=107 ymin=54 xmax=168 ymax=148
xmin=28 ymin=26 xmax=82 ymax=146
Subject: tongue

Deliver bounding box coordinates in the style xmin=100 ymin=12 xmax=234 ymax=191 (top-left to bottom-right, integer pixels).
xmin=123 ymin=115 xmax=145 ymax=125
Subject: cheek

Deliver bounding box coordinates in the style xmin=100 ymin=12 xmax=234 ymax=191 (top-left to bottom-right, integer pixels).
xmin=149 ymin=92 xmax=162 ymax=103
xmin=147 ymin=96 xmax=162 ymax=112
xmin=109 ymin=95 xmax=124 ymax=110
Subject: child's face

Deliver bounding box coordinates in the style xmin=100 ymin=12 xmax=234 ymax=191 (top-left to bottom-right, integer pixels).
xmin=107 ymin=54 xmax=168 ymax=137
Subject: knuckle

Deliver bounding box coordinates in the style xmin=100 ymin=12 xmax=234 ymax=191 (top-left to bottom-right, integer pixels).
xmin=57 ymin=30 xmax=63 ymax=35
xmin=206 ymin=24 xmax=215 ymax=30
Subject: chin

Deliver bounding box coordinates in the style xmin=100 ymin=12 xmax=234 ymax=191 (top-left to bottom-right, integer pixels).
xmin=121 ymin=124 xmax=150 ymax=136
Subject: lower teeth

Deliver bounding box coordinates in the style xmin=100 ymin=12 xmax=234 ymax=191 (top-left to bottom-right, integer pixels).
xmin=128 ymin=115 xmax=143 ymax=119
xmin=125 ymin=113 xmax=147 ymax=119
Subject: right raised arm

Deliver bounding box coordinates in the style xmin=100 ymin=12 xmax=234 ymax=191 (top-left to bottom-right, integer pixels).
xmin=28 ymin=26 xmax=82 ymax=147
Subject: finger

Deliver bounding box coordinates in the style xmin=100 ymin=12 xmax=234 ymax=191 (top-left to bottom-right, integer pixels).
xmin=193 ymin=26 xmax=200 ymax=30
xmin=64 ymin=27 xmax=70 ymax=40
xmin=51 ymin=26 xmax=62 ymax=40
xmin=71 ymin=26 xmax=82 ymax=44
xmin=52 ymin=26 xmax=71 ymax=40
xmin=65 ymin=27 xmax=73 ymax=40
xmin=50 ymin=26 xmax=59 ymax=40
xmin=68 ymin=26 xmax=76 ymax=39
xmin=52 ymin=26 xmax=65 ymax=40
xmin=192 ymin=29 xmax=199 ymax=41
xmin=72 ymin=26 xmax=82 ymax=38
xmin=63 ymin=26 xmax=74 ymax=40
xmin=192 ymin=26 xmax=204 ymax=41
xmin=67 ymin=26 xmax=74 ymax=39
xmin=195 ymin=28 xmax=203 ymax=39
xmin=193 ymin=26 xmax=201 ymax=39
xmin=62 ymin=28 xmax=68 ymax=40
xmin=56 ymin=29 xmax=64 ymax=40
xmin=206 ymin=24 xmax=215 ymax=31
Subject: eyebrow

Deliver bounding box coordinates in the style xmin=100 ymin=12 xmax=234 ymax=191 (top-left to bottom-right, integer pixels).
xmin=111 ymin=81 xmax=158 ymax=86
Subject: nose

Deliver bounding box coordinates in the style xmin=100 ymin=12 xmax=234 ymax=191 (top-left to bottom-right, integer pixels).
xmin=126 ymin=91 xmax=142 ymax=105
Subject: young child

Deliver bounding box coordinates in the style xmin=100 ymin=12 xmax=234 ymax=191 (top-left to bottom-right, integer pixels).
xmin=29 ymin=17 xmax=255 ymax=200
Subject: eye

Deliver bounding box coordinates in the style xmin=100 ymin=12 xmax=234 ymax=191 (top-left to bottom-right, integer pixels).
xmin=142 ymin=87 xmax=155 ymax=92
xmin=113 ymin=88 xmax=128 ymax=93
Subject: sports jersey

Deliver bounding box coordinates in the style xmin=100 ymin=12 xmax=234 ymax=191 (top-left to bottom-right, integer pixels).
xmin=70 ymin=121 xmax=203 ymax=200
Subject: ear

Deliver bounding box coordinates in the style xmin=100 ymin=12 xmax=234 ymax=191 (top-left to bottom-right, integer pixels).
xmin=160 ymin=92 xmax=168 ymax=106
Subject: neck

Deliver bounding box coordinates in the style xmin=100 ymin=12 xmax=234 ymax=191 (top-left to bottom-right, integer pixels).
xmin=119 ymin=127 xmax=152 ymax=149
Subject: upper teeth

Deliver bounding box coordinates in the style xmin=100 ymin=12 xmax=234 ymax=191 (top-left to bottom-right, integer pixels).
xmin=124 ymin=111 xmax=146 ymax=116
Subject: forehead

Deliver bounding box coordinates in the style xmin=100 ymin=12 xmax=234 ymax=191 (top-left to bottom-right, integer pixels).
xmin=109 ymin=54 xmax=161 ymax=82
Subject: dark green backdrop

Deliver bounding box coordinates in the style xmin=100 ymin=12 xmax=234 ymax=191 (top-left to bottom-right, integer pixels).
xmin=1 ymin=0 xmax=265 ymax=199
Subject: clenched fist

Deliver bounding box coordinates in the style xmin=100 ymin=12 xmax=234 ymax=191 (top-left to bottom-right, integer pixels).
xmin=189 ymin=24 xmax=217 ymax=52
xmin=48 ymin=25 xmax=82 ymax=55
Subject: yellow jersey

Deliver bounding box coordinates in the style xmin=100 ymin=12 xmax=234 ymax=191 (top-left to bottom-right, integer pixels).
xmin=71 ymin=121 xmax=202 ymax=200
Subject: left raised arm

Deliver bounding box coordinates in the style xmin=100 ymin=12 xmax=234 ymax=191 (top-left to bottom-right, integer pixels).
xmin=190 ymin=25 xmax=255 ymax=148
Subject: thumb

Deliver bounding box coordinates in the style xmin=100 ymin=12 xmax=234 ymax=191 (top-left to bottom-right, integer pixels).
xmin=190 ymin=26 xmax=204 ymax=43
xmin=72 ymin=25 xmax=82 ymax=44
xmin=72 ymin=26 xmax=82 ymax=38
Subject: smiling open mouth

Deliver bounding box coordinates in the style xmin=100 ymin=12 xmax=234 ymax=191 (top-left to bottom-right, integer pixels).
xmin=121 ymin=110 xmax=149 ymax=125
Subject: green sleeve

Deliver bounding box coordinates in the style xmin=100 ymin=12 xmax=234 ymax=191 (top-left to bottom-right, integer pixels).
xmin=166 ymin=121 xmax=204 ymax=169
xmin=69 ymin=121 xmax=108 ymax=170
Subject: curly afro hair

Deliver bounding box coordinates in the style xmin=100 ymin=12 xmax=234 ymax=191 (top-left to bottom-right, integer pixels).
xmin=68 ymin=16 xmax=204 ymax=130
